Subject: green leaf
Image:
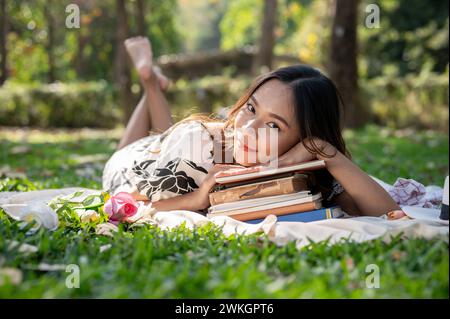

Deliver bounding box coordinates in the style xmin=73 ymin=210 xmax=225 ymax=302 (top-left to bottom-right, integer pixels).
xmin=81 ymin=195 xmax=104 ymax=209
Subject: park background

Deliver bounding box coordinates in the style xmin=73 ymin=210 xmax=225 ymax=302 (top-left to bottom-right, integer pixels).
xmin=0 ymin=0 xmax=448 ymax=298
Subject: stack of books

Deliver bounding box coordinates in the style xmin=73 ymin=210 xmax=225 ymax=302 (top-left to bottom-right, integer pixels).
xmin=207 ymin=160 xmax=343 ymax=222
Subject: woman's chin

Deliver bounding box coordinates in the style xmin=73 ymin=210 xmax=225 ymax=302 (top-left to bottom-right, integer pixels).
xmin=235 ymin=160 xmax=258 ymax=167
xmin=233 ymin=151 xmax=260 ymax=167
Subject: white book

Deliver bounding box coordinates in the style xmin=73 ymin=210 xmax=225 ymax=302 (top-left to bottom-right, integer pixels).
xmin=208 ymin=192 xmax=322 ymax=214
xmin=208 ymin=193 xmax=322 ymax=216
xmin=208 ymin=191 xmax=311 ymax=214
xmin=214 ymin=160 xmax=325 ymax=184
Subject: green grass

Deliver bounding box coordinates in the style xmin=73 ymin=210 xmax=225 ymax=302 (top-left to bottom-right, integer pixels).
xmin=344 ymin=126 xmax=449 ymax=185
xmin=0 ymin=125 xmax=448 ymax=298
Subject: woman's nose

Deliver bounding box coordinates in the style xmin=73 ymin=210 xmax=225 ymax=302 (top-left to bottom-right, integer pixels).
xmin=241 ymin=119 xmax=260 ymax=141
xmin=242 ymin=118 xmax=265 ymax=135
xmin=243 ymin=120 xmax=274 ymax=140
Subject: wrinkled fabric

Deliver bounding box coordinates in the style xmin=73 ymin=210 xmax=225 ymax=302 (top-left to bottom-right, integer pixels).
xmin=372 ymin=176 xmax=443 ymax=209
xmin=0 ymin=180 xmax=448 ymax=248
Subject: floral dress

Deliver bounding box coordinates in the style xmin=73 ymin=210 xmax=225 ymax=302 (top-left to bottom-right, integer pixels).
xmin=102 ymin=119 xmax=345 ymax=204
xmin=102 ymin=120 xmax=217 ymax=201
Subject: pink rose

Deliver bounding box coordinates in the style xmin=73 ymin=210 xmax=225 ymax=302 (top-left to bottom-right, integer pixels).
xmin=104 ymin=192 xmax=139 ymax=224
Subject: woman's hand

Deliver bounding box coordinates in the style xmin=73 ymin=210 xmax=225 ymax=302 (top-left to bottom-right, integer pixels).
xmin=276 ymin=137 xmax=338 ymax=167
xmin=135 ymin=164 xmax=243 ymax=212
xmin=275 ymin=137 xmax=400 ymax=216
xmin=194 ymin=164 xmax=243 ymax=210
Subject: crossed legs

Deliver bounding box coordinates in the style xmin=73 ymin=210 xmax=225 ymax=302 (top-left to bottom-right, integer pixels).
xmin=117 ymin=37 xmax=174 ymax=150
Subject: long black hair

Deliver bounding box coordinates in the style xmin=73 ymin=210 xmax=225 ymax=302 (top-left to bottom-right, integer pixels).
xmin=225 ymin=64 xmax=349 ymax=159
xmin=223 ymin=64 xmax=350 ymax=201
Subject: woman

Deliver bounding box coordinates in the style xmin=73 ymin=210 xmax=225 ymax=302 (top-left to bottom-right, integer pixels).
xmin=102 ymin=37 xmax=400 ymax=216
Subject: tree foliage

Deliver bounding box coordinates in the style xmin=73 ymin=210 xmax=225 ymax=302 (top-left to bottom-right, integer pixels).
xmin=361 ymin=0 xmax=449 ymax=78
xmin=5 ymin=0 xmax=180 ymax=83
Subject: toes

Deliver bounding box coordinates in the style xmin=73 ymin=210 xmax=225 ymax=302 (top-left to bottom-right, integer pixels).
xmin=124 ymin=36 xmax=153 ymax=81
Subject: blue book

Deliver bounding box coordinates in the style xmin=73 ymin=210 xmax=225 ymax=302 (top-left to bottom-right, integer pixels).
xmin=245 ymin=206 xmax=343 ymax=224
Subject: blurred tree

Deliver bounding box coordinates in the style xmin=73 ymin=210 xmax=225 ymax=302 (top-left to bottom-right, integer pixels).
xmin=220 ymin=0 xmax=262 ymax=50
xmin=136 ymin=0 xmax=146 ymax=36
xmin=44 ymin=0 xmax=55 ymax=82
xmin=145 ymin=0 xmax=180 ymax=56
xmin=361 ymin=0 xmax=449 ymax=78
xmin=177 ymin=0 xmax=228 ymax=53
xmin=0 ymin=0 xmax=8 ymax=85
xmin=274 ymin=0 xmax=313 ymax=56
xmin=278 ymin=0 xmax=331 ymax=67
xmin=7 ymin=0 xmax=70 ymax=82
xmin=79 ymin=0 xmax=117 ymax=82
xmin=7 ymin=1 xmax=41 ymax=82
xmin=253 ymin=0 xmax=278 ymax=74
xmin=74 ymin=1 xmax=91 ymax=78
xmin=114 ymin=0 xmax=132 ymax=124
xmin=330 ymin=0 xmax=368 ymax=128
xmin=4 ymin=0 xmax=180 ymax=84
xmin=219 ymin=0 xmax=313 ymax=67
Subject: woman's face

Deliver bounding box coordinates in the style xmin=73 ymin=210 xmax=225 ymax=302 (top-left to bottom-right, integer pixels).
xmin=233 ymin=79 xmax=301 ymax=166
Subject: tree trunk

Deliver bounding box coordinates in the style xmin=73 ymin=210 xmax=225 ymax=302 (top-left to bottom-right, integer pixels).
xmin=75 ymin=33 xmax=89 ymax=78
xmin=329 ymin=0 xmax=368 ymax=128
xmin=136 ymin=0 xmax=146 ymax=36
xmin=0 ymin=0 xmax=7 ymax=85
xmin=45 ymin=1 xmax=56 ymax=83
xmin=114 ymin=0 xmax=133 ymax=125
xmin=252 ymin=0 xmax=277 ymax=74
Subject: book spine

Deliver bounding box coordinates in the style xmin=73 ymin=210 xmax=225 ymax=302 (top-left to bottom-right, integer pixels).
xmin=226 ymin=201 xmax=321 ymax=221
xmin=215 ymin=160 xmax=325 ymax=184
xmin=245 ymin=207 xmax=341 ymax=223
xmin=209 ymin=177 xmax=308 ymax=206
xmin=213 ymin=172 xmax=295 ymax=190
xmin=246 ymin=209 xmax=327 ymax=224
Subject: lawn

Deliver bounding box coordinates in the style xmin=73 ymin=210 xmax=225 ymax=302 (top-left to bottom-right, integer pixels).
xmin=0 ymin=125 xmax=448 ymax=298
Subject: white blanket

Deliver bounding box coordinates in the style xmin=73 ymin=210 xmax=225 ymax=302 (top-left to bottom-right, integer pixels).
xmin=0 ymin=184 xmax=448 ymax=249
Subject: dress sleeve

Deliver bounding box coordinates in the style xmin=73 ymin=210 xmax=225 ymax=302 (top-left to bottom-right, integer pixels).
xmin=129 ymin=120 xmax=215 ymax=201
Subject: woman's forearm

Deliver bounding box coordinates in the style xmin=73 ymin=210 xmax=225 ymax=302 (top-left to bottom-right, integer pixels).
xmin=325 ymin=150 xmax=400 ymax=216
xmin=132 ymin=164 xmax=240 ymax=213
xmin=149 ymin=190 xmax=205 ymax=212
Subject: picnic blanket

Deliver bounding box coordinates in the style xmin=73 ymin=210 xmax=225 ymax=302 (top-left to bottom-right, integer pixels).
xmin=0 ymin=177 xmax=448 ymax=248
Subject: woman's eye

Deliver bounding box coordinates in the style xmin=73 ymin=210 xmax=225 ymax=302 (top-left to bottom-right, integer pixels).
xmin=246 ymin=103 xmax=255 ymax=114
xmin=267 ymin=122 xmax=280 ymax=130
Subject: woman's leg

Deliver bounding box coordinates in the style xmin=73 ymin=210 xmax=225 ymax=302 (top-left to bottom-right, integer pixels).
xmin=143 ymin=71 xmax=174 ymax=133
xmin=117 ymin=73 xmax=174 ymax=150
xmin=116 ymin=92 xmax=152 ymax=150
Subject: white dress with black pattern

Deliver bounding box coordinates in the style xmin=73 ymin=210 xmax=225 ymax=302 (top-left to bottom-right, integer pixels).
xmin=102 ymin=119 xmax=345 ymax=204
xmin=102 ymin=120 xmax=215 ymax=201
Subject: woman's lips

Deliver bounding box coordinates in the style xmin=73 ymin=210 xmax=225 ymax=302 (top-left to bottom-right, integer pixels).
xmin=243 ymin=143 xmax=254 ymax=152
xmin=238 ymin=140 xmax=256 ymax=152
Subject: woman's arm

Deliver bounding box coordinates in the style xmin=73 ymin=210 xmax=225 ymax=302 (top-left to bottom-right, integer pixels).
xmin=132 ymin=164 xmax=242 ymax=212
xmin=276 ymin=139 xmax=400 ymax=217
xmin=324 ymin=149 xmax=400 ymax=216
xmin=150 ymin=189 xmax=206 ymax=211
xmin=133 ymin=189 xmax=208 ymax=212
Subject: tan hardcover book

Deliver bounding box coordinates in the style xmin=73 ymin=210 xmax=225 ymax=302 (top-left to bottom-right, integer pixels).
xmin=209 ymin=174 xmax=309 ymax=206
xmin=214 ymin=159 xmax=325 ymax=184
xmin=210 ymin=200 xmax=322 ymax=221
xmin=209 ymin=191 xmax=317 ymax=214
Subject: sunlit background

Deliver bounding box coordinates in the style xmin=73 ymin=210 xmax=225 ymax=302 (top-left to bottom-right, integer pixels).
xmin=0 ymin=0 xmax=448 ymax=190
xmin=0 ymin=0 xmax=448 ymax=129
xmin=0 ymin=0 xmax=448 ymax=299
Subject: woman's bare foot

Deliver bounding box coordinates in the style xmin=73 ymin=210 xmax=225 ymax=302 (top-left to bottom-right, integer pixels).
xmin=153 ymin=65 xmax=170 ymax=91
xmin=124 ymin=36 xmax=170 ymax=91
